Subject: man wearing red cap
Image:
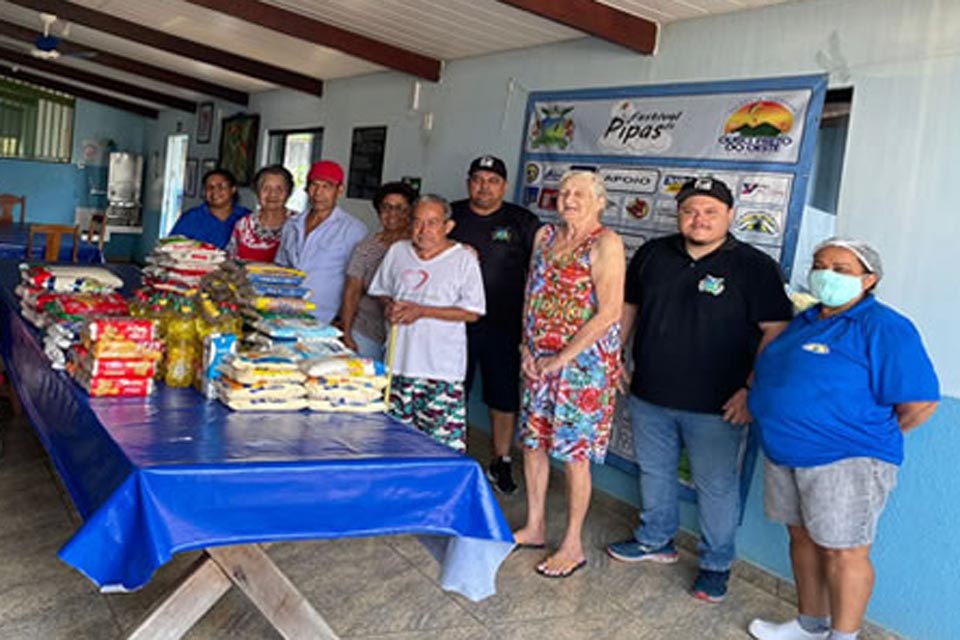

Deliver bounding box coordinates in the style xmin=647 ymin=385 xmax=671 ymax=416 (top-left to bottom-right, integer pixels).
xmin=276 ymin=160 xmax=368 ymax=322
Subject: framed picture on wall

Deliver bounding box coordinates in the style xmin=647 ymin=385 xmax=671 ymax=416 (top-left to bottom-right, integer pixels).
xmin=218 ymin=113 xmax=260 ymax=186
xmin=184 ymin=157 xmax=199 ymax=197
xmin=196 ymin=102 xmax=214 ymax=144
xmin=201 ymin=157 xmax=218 ymax=176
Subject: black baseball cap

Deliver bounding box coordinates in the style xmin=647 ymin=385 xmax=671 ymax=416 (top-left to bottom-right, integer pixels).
xmin=676 ymin=177 xmax=734 ymax=208
xmin=468 ymin=155 xmax=508 ymax=181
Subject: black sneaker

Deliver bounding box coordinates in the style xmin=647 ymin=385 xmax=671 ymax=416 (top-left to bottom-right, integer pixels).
xmin=487 ymin=457 xmax=518 ymax=494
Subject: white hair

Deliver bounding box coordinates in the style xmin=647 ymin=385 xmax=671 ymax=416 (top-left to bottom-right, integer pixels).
xmin=559 ymin=170 xmax=607 ymax=204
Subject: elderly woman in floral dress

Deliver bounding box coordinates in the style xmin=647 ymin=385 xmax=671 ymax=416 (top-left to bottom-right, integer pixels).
xmin=512 ymin=170 xmax=625 ymax=578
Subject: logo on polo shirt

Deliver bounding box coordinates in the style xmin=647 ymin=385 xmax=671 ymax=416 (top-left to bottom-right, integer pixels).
xmin=492 ymin=227 xmax=513 ymax=242
xmin=802 ymin=343 xmax=830 ymax=355
xmin=698 ymin=274 xmax=725 ymax=296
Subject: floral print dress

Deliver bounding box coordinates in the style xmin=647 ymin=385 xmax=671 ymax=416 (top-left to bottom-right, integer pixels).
xmin=519 ymin=224 xmax=621 ymax=463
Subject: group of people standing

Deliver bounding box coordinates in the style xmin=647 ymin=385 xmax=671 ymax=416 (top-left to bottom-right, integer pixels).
xmin=170 ymin=156 xmax=939 ymax=640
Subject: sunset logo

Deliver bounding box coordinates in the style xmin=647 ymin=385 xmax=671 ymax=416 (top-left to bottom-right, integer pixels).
xmin=719 ymin=100 xmax=795 ymax=154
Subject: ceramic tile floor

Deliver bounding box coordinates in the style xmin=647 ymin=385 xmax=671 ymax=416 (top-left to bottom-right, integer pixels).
xmin=0 ymin=411 xmax=894 ymax=639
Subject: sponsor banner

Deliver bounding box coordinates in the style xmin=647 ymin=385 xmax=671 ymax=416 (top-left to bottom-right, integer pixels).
xmin=525 ymin=89 xmax=814 ymax=163
xmin=600 ymin=167 xmax=659 ymax=194
xmin=738 ymin=173 xmax=792 ymax=205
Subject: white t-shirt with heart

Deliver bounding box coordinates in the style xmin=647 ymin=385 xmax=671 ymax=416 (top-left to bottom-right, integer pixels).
xmin=368 ymin=240 xmax=486 ymax=381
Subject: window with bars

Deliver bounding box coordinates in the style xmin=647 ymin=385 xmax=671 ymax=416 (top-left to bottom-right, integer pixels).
xmin=0 ymin=75 xmax=75 ymax=163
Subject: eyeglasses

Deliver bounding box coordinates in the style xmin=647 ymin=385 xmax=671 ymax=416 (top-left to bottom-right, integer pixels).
xmin=380 ymin=203 xmax=409 ymax=213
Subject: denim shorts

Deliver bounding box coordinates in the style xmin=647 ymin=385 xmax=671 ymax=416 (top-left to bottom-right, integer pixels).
xmin=764 ymin=456 xmax=898 ymax=549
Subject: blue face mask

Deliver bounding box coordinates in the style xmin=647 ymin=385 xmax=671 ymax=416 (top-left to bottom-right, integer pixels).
xmin=808 ymin=269 xmax=865 ymax=307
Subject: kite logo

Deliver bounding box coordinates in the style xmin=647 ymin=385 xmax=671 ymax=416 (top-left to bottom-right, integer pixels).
xmin=719 ymin=100 xmax=795 ymax=154
xmin=530 ymin=105 xmax=575 ymax=149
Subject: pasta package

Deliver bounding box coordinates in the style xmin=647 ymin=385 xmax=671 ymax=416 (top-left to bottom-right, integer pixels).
xmin=249 ymin=296 xmax=316 ymax=314
xmin=83 ymin=317 xmax=157 ymax=343
xmin=82 ymin=339 xmax=164 ymax=360
xmin=219 ymin=396 xmax=308 ymax=412
xmin=74 ymin=370 xmax=154 ymax=397
xmin=20 ymin=265 xmax=124 ymax=292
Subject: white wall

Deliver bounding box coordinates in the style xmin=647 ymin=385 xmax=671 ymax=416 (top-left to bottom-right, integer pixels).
xmin=249 ymin=0 xmax=960 ymax=394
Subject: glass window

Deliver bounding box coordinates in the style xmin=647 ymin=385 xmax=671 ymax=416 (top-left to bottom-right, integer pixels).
xmin=0 ymin=75 xmax=74 ymax=162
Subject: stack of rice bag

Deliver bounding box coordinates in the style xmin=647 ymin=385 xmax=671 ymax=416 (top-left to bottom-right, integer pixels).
xmin=216 ymin=347 xmax=308 ymax=411
xmin=68 ymin=318 xmax=163 ymax=397
xmin=15 ymin=265 xmax=129 ymax=369
xmin=300 ymin=353 xmax=388 ymax=413
xmin=142 ymin=236 xmax=226 ymax=297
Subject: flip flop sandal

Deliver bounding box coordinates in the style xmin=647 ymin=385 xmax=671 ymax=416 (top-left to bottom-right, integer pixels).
xmin=536 ymin=558 xmax=587 ymax=579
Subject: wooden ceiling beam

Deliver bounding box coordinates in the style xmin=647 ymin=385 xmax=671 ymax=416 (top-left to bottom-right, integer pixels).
xmin=498 ymin=0 xmax=658 ymax=55
xmin=5 ymin=0 xmax=323 ymax=96
xmin=183 ymin=0 xmax=442 ymax=81
xmin=0 ymin=19 xmax=249 ymax=105
xmin=0 ymin=62 xmax=158 ymax=118
xmin=0 ymin=47 xmax=196 ymax=112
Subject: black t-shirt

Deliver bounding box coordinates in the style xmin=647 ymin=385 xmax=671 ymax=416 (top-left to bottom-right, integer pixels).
xmin=450 ymin=199 xmax=541 ymax=333
xmin=625 ymin=234 xmax=793 ymax=414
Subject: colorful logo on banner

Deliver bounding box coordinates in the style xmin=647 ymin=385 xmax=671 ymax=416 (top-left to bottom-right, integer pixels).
xmin=600 ymin=101 xmax=679 ymax=153
xmin=529 ymin=105 xmax=575 ymax=149
xmin=719 ymin=100 xmax=795 ymax=154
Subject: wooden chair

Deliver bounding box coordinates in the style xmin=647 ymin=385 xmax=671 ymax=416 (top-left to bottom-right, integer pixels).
xmin=0 ymin=194 xmax=26 ymax=224
xmin=26 ymin=224 xmax=80 ymax=263
xmin=82 ymin=212 xmax=108 ymax=253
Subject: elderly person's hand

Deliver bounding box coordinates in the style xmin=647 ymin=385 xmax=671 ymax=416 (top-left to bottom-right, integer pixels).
xmin=536 ymin=355 xmax=565 ymax=377
xmin=386 ymin=300 xmax=423 ymax=325
xmin=722 ymin=387 xmax=751 ymax=425
xmin=520 ymin=346 xmax=540 ymax=380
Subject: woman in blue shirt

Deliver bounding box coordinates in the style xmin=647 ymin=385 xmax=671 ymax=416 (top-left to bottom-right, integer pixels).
xmin=747 ymin=238 xmax=939 ymax=640
xmin=169 ymin=168 xmax=250 ymax=249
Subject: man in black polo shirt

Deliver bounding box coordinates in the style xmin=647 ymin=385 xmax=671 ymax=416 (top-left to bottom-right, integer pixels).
xmin=450 ymin=155 xmax=541 ymax=494
xmin=606 ymin=177 xmax=792 ymax=603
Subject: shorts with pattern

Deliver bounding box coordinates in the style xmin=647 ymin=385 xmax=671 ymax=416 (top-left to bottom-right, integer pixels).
xmin=518 ymin=357 xmax=617 ymax=463
xmin=389 ymin=375 xmax=466 ymax=453
xmin=764 ymin=456 xmax=898 ymax=548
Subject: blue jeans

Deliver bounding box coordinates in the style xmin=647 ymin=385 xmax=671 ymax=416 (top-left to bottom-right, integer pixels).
xmin=630 ymin=395 xmax=746 ymax=571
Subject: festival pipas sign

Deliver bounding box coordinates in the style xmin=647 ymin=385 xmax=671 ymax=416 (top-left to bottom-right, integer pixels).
xmin=515 ymin=74 xmax=828 ymax=501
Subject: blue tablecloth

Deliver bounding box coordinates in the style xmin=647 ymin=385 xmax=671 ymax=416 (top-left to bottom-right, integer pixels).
xmin=0 ymin=263 xmax=513 ymax=600
xmin=0 ymin=224 xmax=103 ymax=263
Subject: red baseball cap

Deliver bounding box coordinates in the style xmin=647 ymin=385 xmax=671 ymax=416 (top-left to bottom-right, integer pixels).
xmin=307 ymin=160 xmax=344 ymax=185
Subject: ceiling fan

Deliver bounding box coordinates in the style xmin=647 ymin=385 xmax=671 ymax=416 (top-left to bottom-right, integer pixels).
xmin=30 ymin=12 xmax=95 ymax=60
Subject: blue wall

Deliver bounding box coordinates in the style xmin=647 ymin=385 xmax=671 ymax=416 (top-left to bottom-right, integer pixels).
xmin=0 ymin=98 xmax=149 ymax=260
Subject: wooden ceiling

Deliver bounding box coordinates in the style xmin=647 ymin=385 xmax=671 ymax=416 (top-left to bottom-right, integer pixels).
xmin=0 ymin=0 xmax=792 ymax=118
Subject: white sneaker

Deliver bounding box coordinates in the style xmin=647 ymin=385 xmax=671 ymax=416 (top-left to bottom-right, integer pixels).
xmin=748 ymin=618 xmax=829 ymax=640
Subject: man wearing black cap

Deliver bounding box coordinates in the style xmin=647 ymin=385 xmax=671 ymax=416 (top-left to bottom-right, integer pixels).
xmin=450 ymin=155 xmax=541 ymax=494
xmin=606 ymin=177 xmax=793 ymax=603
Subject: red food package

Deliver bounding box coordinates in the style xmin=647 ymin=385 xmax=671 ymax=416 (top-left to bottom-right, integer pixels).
xmin=74 ymin=370 xmax=154 ymax=397
xmin=74 ymin=349 xmax=157 ymax=378
xmin=46 ymin=293 xmax=129 ymax=317
xmin=82 ymin=339 xmax=164 ymax=360
xmin=83 ymin=317 xmax=157 ymax=343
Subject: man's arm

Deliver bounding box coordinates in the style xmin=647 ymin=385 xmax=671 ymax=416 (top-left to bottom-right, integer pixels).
xmin=896 ymin=401 xmax=938 ymax=433
xmin=722 ymin=320 xmax=789 ymax=424
xmin=387 ymin=302 xmax=480 ymax=325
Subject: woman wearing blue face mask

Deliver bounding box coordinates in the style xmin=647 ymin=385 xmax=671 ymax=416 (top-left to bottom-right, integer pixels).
xmin=746 ymin=238 xmax=939 ymax=640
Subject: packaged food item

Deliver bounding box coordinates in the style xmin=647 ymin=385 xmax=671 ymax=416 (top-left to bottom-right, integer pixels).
xmin=74 ymin=371 xmax=155 ymax=397
xmin=300 ymin=356 xmax=385 ymax=378
xmin=20 ymin=264 xmax=124 ymax=292
xmin=72 ymin=347 xmax=157 ymax=378
xmin=217 ymin=378 xmax=306 ymax=402
xmin=83 ymin=317 xmax=157 ymax=343
xmin=219 ymin=396 xmax=308 ymax=412
xmin=199 ymin=333 xmax=237 ymax=399
xmin=249 ymin=296 xmax=316 ymax=314
xmin=252 ymin=317 xmax=340 ymax=341
xmin=84 ymin=340 xmax=164 ymax=360
xmin=217 ymin=364 xmax=306 ymax=385
xmin=308 ymin=398 xmax=386 ymax=413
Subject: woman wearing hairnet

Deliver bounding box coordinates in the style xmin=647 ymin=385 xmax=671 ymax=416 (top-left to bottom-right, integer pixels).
xmin=746 ymin=238 xmax=939 ymax=640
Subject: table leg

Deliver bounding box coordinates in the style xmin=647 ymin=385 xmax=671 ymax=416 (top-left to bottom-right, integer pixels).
xmin=126 ymin=554 xmax=233 ymax=640
xmin=125 ymin=545 xmax=337 ymax=640
xmin=207 ymin=544 xmax=338 ymax=640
